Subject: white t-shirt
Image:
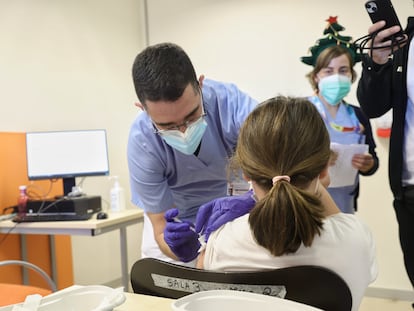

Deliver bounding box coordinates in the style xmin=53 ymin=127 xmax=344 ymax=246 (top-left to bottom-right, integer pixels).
xmin=403 ymin=39 xmax=414 ymax=185
xmin=203 ymin=213 xmax=377 ymax=311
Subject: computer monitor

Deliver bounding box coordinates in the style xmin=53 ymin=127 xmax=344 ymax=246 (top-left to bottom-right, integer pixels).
xmin=26 ymin=129 xmax=110 ymax=196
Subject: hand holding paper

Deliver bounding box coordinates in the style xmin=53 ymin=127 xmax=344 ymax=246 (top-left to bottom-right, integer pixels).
xmin=352 ymin=153 xmax=375 ymax=173
xmin=328 ymin=143 xmax=369 ymax=188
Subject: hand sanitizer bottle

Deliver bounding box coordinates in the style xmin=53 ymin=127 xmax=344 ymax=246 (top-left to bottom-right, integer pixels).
xmin=110 ymin=176 xmax=125 ymax=212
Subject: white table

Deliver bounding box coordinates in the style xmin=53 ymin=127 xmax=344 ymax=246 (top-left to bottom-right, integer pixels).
xmin=0 ymin=287 xmax=173 ymax=311
xmin=114 ymin=293 xmax=173 ymax=311
xmin=116 ymin=292 xmax=323 ymax=311
xmin=0 ymin=209 xmax=144 ymax=290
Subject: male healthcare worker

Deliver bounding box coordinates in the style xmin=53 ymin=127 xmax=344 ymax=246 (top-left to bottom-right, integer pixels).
xmin=127 ymin=42 xmax=258 ymax=265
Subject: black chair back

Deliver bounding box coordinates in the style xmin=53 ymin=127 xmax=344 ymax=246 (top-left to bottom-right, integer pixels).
xmin=130 ymin=257 xmax=352 ymax=311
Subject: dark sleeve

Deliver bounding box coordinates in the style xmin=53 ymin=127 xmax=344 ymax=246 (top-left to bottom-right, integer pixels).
xmin=354 ymin=105 xmax=379 ymax=176
xmin=356 ymin=54 xmax=394 ymax=118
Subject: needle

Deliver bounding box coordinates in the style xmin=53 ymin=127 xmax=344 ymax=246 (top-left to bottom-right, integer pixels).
xmin=172 ymin=217 xmax=196 ymax=233
xmin=172 ymin=216 xmax=206 ymax=253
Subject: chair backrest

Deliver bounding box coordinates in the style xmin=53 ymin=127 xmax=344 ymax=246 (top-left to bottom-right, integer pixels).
xmin=131 ymin=258 xmax=352 ymax=311
xmin=0 ymin=260 xmax=57 ymax=306
xmin=0 ymin=260 xmax=57 ymax=292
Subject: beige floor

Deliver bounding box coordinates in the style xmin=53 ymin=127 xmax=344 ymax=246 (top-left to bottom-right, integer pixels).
xmin=360 ymin=296 xmax=412 ymax=310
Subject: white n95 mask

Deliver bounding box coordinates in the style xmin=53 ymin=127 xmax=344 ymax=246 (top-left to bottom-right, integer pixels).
xmin=160 ymin=118 xmax=207 ymax=155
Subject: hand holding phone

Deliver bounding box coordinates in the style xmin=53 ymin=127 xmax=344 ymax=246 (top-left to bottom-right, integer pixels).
xmin=365 ymin=0 xmax=404 ymax=41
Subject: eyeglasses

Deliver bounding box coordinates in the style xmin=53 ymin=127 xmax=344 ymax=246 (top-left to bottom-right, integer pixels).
xmin=153 ymin=97 xmax=206 ymax=134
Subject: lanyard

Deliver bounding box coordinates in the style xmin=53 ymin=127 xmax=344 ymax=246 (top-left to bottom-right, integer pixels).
xmin=311 ymin=97 xmax=362 ymax=134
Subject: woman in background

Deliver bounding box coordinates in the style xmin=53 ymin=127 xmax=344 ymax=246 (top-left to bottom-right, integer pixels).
xmin=301 ymin=17 xmax=379 ymax=213
xmin=196 ymin=96 xmax=377 ymax=311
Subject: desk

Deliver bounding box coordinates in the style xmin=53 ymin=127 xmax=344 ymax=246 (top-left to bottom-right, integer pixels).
xmin=114 ymin=293 xmax=173 ymax=311
xmin=0 ymin=209 xmax=144 ymax=290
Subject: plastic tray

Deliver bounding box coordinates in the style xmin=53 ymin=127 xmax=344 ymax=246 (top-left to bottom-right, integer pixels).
xmin=171 ymin=290 xmax=323 ymax=311
xmin=0 ymin=285 xmax=126 ymax=311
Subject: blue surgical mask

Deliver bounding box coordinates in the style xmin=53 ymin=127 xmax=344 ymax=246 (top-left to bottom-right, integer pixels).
xmin=160 ymin=117 xmax=207 ymax=155
xmin=318 ymin=74 xmax=351 ymax=106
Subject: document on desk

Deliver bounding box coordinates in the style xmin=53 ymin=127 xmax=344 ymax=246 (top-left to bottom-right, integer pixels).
xmin=328 ymin=143 xmax=368 ymax=188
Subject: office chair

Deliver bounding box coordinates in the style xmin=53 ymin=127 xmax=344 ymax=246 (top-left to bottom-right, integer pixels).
xmin=0 ymin=260 xmax=57 ymax=307
xmin=130 ymin=257 xmax=352 ymax=311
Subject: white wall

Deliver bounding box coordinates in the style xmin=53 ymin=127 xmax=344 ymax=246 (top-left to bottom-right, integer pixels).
xmin=1 ymin=0 xmax=413 ymax=299
xmin=145 ymin=0 xmax=413 ymax=298
xmin=0 ymin=0 xmax=146 ymax=286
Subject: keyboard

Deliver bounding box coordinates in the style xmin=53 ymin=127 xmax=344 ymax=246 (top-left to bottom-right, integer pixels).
xmin=13 ymin=212 xmax=92 ymax=223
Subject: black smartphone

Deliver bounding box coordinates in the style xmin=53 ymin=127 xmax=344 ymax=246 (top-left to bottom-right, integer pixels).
xmin=365 ymin=0 xmax=404 ymax=40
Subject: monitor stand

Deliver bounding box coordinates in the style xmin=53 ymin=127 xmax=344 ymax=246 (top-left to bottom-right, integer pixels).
xmin=63 ymin=177 xmax=76 ymax=196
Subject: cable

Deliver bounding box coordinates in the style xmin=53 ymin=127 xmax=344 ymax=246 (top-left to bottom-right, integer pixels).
xmin=354 ymin=31 xmax=408 ymax=58
xmin=77 ymin=177 xmax=86 ymax=189
xmin=36 ymin=196 xmax=67 ymax=214
xmin=0 ymin=222 xmax=19 ymax=247
xmin=100 ymin=197 xmax=110 ymax=212
xmin=2 ymin=206 xmax=17 ymax=214
xmin=26 ymin=179 xmax=60 ymax=202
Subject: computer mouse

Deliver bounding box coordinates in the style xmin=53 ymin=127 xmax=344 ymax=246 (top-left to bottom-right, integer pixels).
xmin=96 ymin=212 xmax=108 ymax=220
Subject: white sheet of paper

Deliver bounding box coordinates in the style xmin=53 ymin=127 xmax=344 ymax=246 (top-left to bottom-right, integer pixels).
xmin=328 ymin=143 xmax=369 ymax=188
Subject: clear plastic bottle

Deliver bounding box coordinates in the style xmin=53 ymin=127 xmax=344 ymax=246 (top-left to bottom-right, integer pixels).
xmin=110 ymin=176 xmax=125 ymax=212
xmin=17 ymin=185 xmax=29 ymax=216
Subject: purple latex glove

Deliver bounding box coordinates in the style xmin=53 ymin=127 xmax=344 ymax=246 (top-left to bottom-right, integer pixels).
xmin=195 ymin=190 xmax=256 ymax=242
xmin=164 ymin=208 xmax=200 ymax=263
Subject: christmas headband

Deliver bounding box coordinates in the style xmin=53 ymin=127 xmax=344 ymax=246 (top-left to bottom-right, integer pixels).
xmin=301 ymin=16 xmax=362 ymax=67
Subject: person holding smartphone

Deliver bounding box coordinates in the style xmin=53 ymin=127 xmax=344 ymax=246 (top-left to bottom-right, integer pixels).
xmin=357 ymin=14 xmax=414 ymax=295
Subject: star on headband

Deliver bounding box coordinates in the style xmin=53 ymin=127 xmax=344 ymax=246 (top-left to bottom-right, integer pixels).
xmin=300 ymin=16 xmax=362 ymax=67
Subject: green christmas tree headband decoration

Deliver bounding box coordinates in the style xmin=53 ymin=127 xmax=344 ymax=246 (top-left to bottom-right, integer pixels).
xmin=301 ymin=16 xmax=362 ymax=66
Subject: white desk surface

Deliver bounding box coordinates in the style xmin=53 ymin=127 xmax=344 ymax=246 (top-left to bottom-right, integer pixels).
xmin=0 ymin=208 xmax=144 ymax=236
xmin=115 ymin=293 xmax=173 ymax=311
xmin=0 ymin=208 xmax=145 ymax=290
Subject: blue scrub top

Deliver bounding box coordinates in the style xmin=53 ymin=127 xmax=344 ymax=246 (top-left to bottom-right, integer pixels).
xmin=127 ymin=79 xmax=258 ymax=222
xmin=308 ymin=95 xmax=365 ymax=213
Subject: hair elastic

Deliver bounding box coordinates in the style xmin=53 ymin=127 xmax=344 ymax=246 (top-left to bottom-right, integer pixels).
xmin=272 ymin=175 xmax=291 ymax=185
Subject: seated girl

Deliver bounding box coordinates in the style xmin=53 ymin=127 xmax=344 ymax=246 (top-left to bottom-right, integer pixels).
xmin=196 ymin=96 xmax=377 ymax=311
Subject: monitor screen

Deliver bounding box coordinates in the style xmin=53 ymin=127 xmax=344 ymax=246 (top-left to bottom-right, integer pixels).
xmin=26 ymin=129 xmax=110 ymax=195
